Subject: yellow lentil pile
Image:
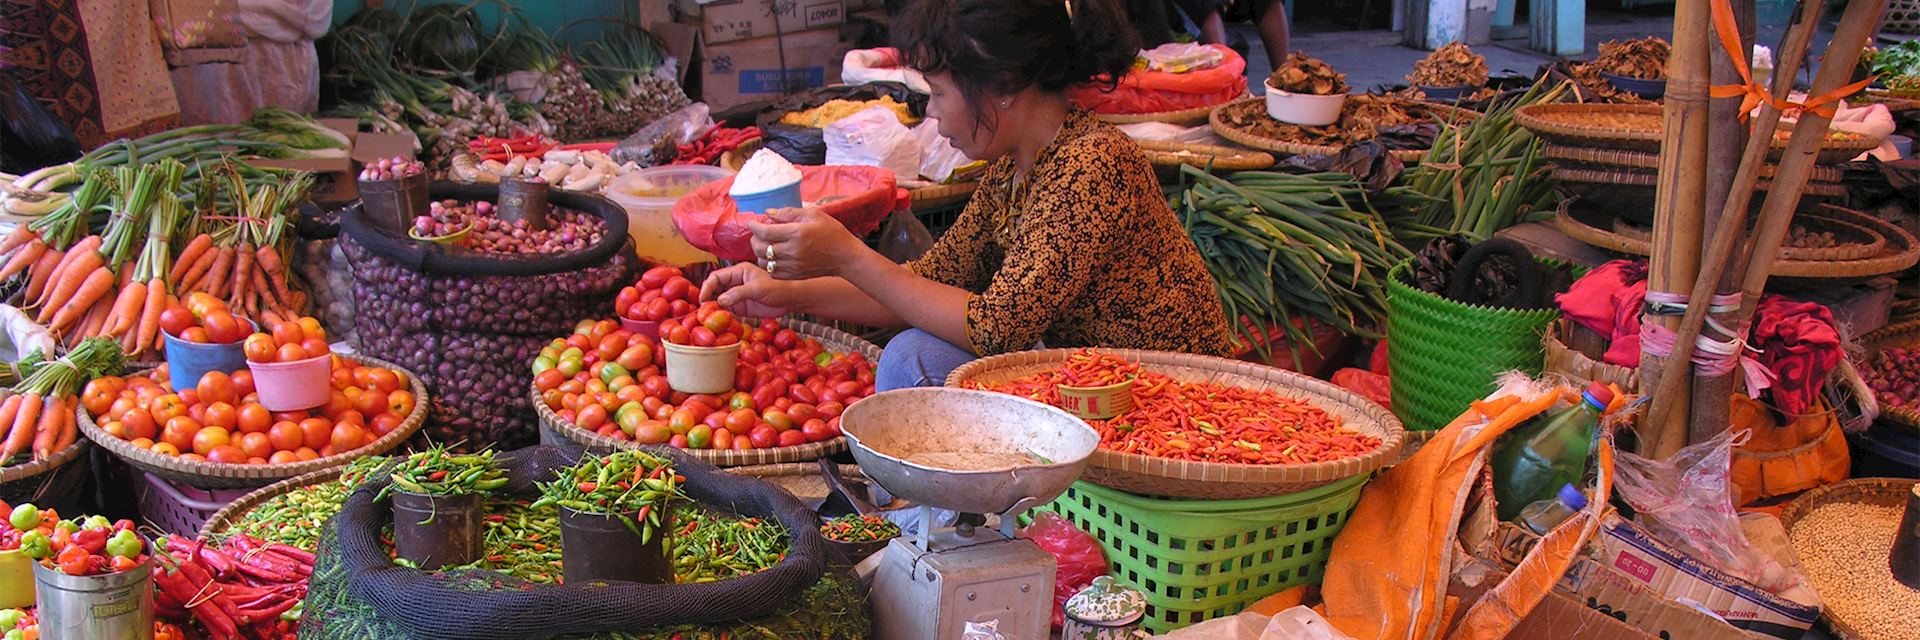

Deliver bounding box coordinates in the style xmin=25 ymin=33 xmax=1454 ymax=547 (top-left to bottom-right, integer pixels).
xmin=1791 ymin=502 xmax=1920 ymax=640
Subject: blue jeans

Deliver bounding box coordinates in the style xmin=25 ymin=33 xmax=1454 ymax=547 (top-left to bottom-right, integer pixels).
xmin=876 ymin=329 xmax=979 ymax=391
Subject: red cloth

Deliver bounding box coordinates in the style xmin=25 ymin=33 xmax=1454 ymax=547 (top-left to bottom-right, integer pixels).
xmin=1554 ymin=260 xmax=1649 ymax=368
xmin=1333 ymin=368 xmax=1391 ymax=410
xmin=1750 ymin=296 xmax=1841 ymax=416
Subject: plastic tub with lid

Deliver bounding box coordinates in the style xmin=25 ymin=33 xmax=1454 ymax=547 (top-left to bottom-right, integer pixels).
xmin=607 ymin=166 xmax=730 ymax=266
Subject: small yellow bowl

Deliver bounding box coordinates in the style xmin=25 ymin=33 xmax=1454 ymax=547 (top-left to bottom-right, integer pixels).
xmin=1057 ymin=378 xmax=1136 ymax=420
xmin=0 ymin=549 xmax=35 ymax=609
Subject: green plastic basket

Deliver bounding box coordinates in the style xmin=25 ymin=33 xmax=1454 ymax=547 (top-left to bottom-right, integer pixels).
xmin=1039 ymin=475 xmax=1368 ymax=634
xmin=1386 ymin=260 xmax=1561 ymax=431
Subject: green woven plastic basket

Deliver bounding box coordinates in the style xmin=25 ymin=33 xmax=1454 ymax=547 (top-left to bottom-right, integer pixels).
xmin=1038 ymin=475 xmax=1368 ymax=634
xmin=1386 ymin=260 xmax=1561 ymax=431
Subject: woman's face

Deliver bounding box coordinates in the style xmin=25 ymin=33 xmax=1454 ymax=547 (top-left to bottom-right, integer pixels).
xmin=926 ymin=72 xmax=1006 ymax=161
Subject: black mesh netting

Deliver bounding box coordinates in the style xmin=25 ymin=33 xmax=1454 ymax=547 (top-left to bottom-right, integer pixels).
xmin=299 ymin=445 xmax=860 ymax=640
xmin=340 ymin=184 xmax=642 ymax=449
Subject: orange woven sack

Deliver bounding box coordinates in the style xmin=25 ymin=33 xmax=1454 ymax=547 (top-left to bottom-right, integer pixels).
xmin=1067 ymin=45 xmax=1248 ymax=115
xmin=1729 ymin=395 xmax=1849 ymax=507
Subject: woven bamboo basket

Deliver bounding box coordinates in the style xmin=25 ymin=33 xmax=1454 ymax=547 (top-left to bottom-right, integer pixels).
xmin=535 ymin=319 xmax=879 ymax=467
xmin=1095 ymin=104 xmax=1220 ymax=126
xmin=1859 ymin=320 xmax=1920 ymax=430
xmin=197 ymin=465 xmax=346 ymax=538
xmin=1856 ymin=88 xmax=1920 ymax=112
xmin=945 ymin=348 xmax=1404 ymax=499
xmin=1779 ymin=477 xmax=1920 ymax=640
xmin=1541 ymin=144 xmax=1847 ymax=183
xmin=77 ymin=355 xmax=429 ymax=489
xmin=1209 ymin=98 xmax=1479 ymax=163
xmin=1132 ymin=139 xmax=1275 ymax=171
xmin=1515 ymin=103 xmax=1880 ymax=163
xmin=0 ymin=434 xmax=91 ymax=503
xmin=1555 ymin=200 xmax=1920 ymax=279
xmin=1552 ymin=167 xmax=1849 ymax=222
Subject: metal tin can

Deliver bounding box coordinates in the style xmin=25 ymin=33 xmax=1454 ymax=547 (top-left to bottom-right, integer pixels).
xmin=498 ymin=178 xmax=552 ymax=230
xmin=1061 ymin=576 xmax=1146 ymax=640
xmin=32 ymin=561 xmax=154 ymax=639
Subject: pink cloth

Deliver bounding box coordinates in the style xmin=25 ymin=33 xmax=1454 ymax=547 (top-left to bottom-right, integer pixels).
xmin=1554 ymin=260 xmax=1649 ymax=368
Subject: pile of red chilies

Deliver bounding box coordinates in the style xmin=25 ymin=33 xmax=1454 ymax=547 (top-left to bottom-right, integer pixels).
xmin=154 ymin=534 xmax=311 ymax=640
xmin=468 ymin=135 xmax=555 ymax=162
xmin=672 ymin=126 xmax=762 ymax=165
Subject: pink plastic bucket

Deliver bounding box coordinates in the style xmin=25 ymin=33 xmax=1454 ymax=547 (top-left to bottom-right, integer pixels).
xmin=248 ymin=354 xmax=332 ymax=411
xmin=620 ymin=317 xmax=662 ymax=341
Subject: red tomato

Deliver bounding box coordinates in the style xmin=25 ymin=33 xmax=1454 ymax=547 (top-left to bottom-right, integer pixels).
xmin=204 ymin=313 xmax=249 ymax=344
xmin=787 ymin=403 xmax=818 ymax=424
xmin=387 ymin=390 xmax=416 ymax=417
xmin=298 ymin=418 xmax=332 ymax=450
xmin=777 ymin=429 xmax=807 ymax=447
xmin=724 ymin=408 xmax=756 ymax=433
xmin=149 ymin=394 xmax=188 ymax=422
xmin=789 ymin=384 xmax=819 ymax=405
xmin=206 ymin=445 xmax=248 ymax=464
xmin=749 ymin=426 xmax=778 ymax=449
xmin=159 ymin=306 xmax=196 ymax=338
xmin=238 ymin=432 xmax=273 ymax=459
xmin=668 ymin=408 xmax=698 ymax=434
xmin=712 ymin=428 xmax=734 ymax=450
xmin=161 ymin=416 xmax=199 ymax=451
xmin=616 ymin=345 xmax=653 ymax=372
xmin=352 ymin=388 xmax=385 ymax=416
xmin=702 ymin=410 xmax=727 ymax=431
xmin=641 ymin=266 xmax=680 ymax=289
xmin=370 ymin=413 xmax=404 ymax=437
xmin=577 ymin=404 xmax=609 ymax=430
xmin=668 ymin=434 xmax=690 ymax=449
xmin=191 ymin=427 xmax=230 ymax=456
xmin=123 ymin=411 xmax=158 ymax=441
xmin=294 ymin=447 xmax=320 ymax=461
xmin=301 ymin=337 xmax=331 ymax=358
xmin=270 ymin=321 xmax=305 ymax=347
xmin=235 ymin=403 xmax=270 ymax=434
xmin=690 ymin=326 xmax=716 ymax=347
xmin=202 ymin=402 xmax=238 ymax=430
xmin=614 ymin=286 xmax=641 ymax=316
xmin=268 ymin=422 xmax=304 ymax=451
xmin=330 ymin=422 xmax=368 ymax=453
xmin=335 ymin=410 xmax=366 ymax=427
xmin=661 ymin=276 xmax=692 ymax=302
xmin=773 ymin=330 xmax=800 ymax=351
xmin=181 ymin=327 xmax=212 ymax=343
xmin=230 ymin=369 xmax=255 ymax=397
xmin=298 ymin=317 xmax=326 ymax=341
xmin=751 ymin=385 xmax=783 ymax=414
xmin=269 ymin=451 xmax=298 ymax=464
xmin=763 ymin=409 xmax=794 ymax=431
xmin=800 ymin=419 xmax=831 ymax=442
xmin=276 ymin=343 xmax=310 ymax=363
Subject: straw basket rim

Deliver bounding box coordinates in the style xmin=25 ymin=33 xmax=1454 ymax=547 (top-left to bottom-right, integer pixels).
xmin=1778 ymin=477 xmax=1919 ymax=640
xmin=1541 ymin=144 xmax=1848 ymax=183
xmin=1516 ymin=103 xmax=1880 ymax=162
xmin=77 ymin=355 xmax=428 ymax=489
xmin=1551 ymin=167 xmax=1850 ymax=201
xmin=1209 ymin=97 xmax=1477 ymax=162
xmin=0 ymin=425 xmax=90 ymax=486
xmin=944 ymin=348 xmax=1404 ymax=499
xmin=1132 ymin=139 xmax=1276 ymax=171
xmin=905 ymin=182 xmax=978 ymax=212
xmin=1554 ymin=200 xmax=1920 ymax=279
xmin=1095 ymin=103 xmax=1222 ymax=126
xmin=198 ymin=465 xmax=347 ymax=538
xmin=1859 ymin=319 xmax=1920 ymax=429
xmin=534 ymin=319 xmax=878 ymax=467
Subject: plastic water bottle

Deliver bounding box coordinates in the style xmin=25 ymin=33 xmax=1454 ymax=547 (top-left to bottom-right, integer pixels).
xmin=1518 ymin=484 xmax=1590 ymax=534
xmin=1491 ymin=382 xmax=1613 ymax=521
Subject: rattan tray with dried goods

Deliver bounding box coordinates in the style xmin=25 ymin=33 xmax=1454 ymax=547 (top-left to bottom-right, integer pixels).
xmin=1552 ymin=166 xmax=1847 ymax=225
xmin=1540 ymin=144 xmax=1847 ymax=183
xmin=1856 ymin=88 xmax=1920 ymax=112
xmin=1858 ymin=320 xmax=1920 ymax=430
xmin=1210 ymin=96 xmax=1479 ymax=161
xmin=1555 ymin=199 xmax=1920 ymax=279
xmin=1516 ymin=103 xmax=1881 ymax=163
xmin=1132 ymin=139 xmax=1275 ymax=171
xmin=1406 ymin=43 xmax=1489 ymax=92
xmin=1095 ymin=103 xmax=1223 ymax=126
xmin=1781 ymin=478 xmax=1920 ymax=640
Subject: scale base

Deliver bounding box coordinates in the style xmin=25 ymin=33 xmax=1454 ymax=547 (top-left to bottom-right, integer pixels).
xmin=870 ymin=535 xmax=1056 ymax=640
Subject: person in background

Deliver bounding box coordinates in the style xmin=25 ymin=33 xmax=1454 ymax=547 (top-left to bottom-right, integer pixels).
xmin=701 ymin=0 xmax=1233 ymax=391
xmin=1168 ymin=0 xmax=1290 ymax=68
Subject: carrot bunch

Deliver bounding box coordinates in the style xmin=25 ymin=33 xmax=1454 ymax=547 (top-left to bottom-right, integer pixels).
xmin=2 ymin=337 xmax=123 ymax=464
xmin=170 ymin=168 xmax=310 ymax=329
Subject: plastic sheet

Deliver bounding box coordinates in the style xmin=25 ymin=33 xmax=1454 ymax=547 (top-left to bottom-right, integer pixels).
xmin=671 ymin=165 xmax=897 ymax=262
xmin=612 ymin=103 xmax=714 ymax=167
xmin=1066 ymin=44 xmax=1247 ymax=115
xmin=825 ymin=107 xmax=922 ymax=181
xmin=1019 ymin=512 xmax=1108 ymax=629
xmin=1614 ymin=429 xmax=1813 ymax=596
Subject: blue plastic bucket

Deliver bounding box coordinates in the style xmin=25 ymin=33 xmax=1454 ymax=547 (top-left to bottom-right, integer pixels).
xmin=162 ymin=330 xmax=249 ymax=392
xmin=729 ymin=180 xmax=802 ymax=215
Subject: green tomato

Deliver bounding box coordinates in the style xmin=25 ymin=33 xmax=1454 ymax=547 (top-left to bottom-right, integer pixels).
xmin=5 ymin=627 xmax=22 ymax=640
xmin=53 ymin=521 xmax=77 ymax=535
xmin=530 ymin=356 xmax=555 ymax=375
xmin=814 ymin=352 xmax=833 ymax=367
xmin=556 ymin=358 xmax=584 ymax=378
xmin=573 ymin=319 xmax=597 ymax=335
xmin=105 ymin=530 xmax=142 ymax=559
xmin=7 ymin=504 xmax=37 ymax=531
xmin=560 ymin=347 xmax=584 ymax=362
xmin=599 ymin=362 xmax=629 ymax=385
xmin=0 ymin=608 xmax=25 ymax=629
xmin=687 ymin=425 xmax=714 ymax=449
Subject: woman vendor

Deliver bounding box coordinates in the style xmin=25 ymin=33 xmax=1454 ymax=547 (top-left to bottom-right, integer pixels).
xmin=701 ymin=0 xmax=1232 ymax=390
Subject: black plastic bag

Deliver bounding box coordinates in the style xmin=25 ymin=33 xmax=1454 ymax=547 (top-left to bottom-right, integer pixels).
xmin=756 ymin=82 xmax=928 ymax=165
xmin=1274 ymin=140 xmax=1405 ymax=194
xmin=0 ymin=70 xmax=81 ymax=175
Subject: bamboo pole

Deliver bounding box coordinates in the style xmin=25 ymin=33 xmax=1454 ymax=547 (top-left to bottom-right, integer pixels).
xmin=1692 ymin=0 xmax=1756 ymax=446
xmin=1638 ymin=0 xmax=1714 ymax=457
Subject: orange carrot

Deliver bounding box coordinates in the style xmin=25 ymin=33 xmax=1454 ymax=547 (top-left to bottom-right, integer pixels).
xmin=4 ymin=394 xmax=42 ymax=459
xmin=248 ymin=268 xmax=272 ymax=316
xmin=50 ymin=266 xmax=114 ymax=331
xmin=30 ymin=397 xmax=63 ymax=461
xmin=22 ymin=248 xmax=63 ymax=303
xmin=0 ymin=240 xmax=45 ymax=280
xmin=0 ymin=226 xmax=36 ymax=254
xmin=38 ymin=237 xmax=101 ymax=304
xmin=203 ymin=246 xmax=235 ymax=297
xmin=0 ymin=396 xmax=21 ymax=461
xmin=178 ymin=242 xmax=219 ymax=290
xmin=38 ymin=251 xmax=103 ymax=323
xmin=230 ymin=242 xmax=254 ymax=309
xmin=135 ymin=280 xmax=168 ymax=355
xmin=70 ymin=288 xmax=112 ymax=339
xmin=168 ymin=233 xmax=213 ymax=283
xmin=105 ymin=279 xmax=147 ymax=337
xmin=47 ymin=410 xmax=74 ymax=459
xmin=256 ymin=246 xmax=295 ymax=310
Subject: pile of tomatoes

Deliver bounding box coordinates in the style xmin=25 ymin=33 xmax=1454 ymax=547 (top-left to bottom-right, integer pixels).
xmin=83 ymin=357 xmax=417 ymax=465
xmin=161 ymin=293 xmax=254 ymax=344
xmin=615 ymin=266 xmax=701 ymax=325
xmin=533 ymin=317 xmax=875 ymax=450
xmin=242 ymin=317 xmax=333 ymax=363
xmin=663 ymin=303 xmax=746 ymax=347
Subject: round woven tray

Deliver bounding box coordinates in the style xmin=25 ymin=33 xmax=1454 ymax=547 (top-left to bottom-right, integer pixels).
xmin=0 ymin=433 xmax=90 ymax=489
xmin=76 ymin=355 xmax=429 ymax=490
xmin=1515 ymin=103 xmax=1880 ymax=163
xmin=1209 ymin=97 xmax=1479 ymax=163
xmin=1132 ymin=139 xmax=1275 ymax=171
xmin=1859 ymin=320 xmax=1920 ymax=430
xmin=1095 ymin=104 xmax=1221 ymax=126
xmin=1778 ymin=477 xmax=1920 ymax=640
xmin=1552 ymin=167 xmax=1850 ymax=222
xmin=1858 ymin=88 xmax=1920 ymax=112
xmin=535 ymin=319 xmax=879 ymax=467
xmin=1554 ymin=200 xmax=1920 ymax=279
xmin=197 ymin=465 xmax=345 ymax=538
xmin=1541 ymin=144 xmax=1847 ymax=183
xmin=945 ymin=348 xmax=1404 ymax=499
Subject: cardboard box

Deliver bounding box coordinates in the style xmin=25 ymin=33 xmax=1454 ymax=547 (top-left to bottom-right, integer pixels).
xmin=248 ymin=119 xmax=417 ymax=203
xmin=673 ymin=0 xmax=845 ymax=44
xmin=1448 ymin=557 xmax=1657 ymax=640
xmin=693 ymin=27 xmax=847 ymax=111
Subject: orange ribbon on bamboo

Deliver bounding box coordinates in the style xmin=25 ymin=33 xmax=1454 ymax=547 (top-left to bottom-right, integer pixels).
xmin=1708 ymin=0 xmax=1872 ymax=120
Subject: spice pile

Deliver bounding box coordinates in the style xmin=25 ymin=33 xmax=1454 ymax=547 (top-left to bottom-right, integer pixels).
xmin=780 ymin=96 xmax=917 ymax=128
xmin=1267 ymin=52 xmax=1348 ymax=95
xmin=412 ymin=201 xmax=608 ymax=255
xmin=968 ymin=350 xmax=1381 ymax=464
xmin=1591 ymin=37 xmax=1670 ymax=80
xmin=1407 ymin=43 xmax=1489 ymax=89
xmin=820 ymin=513 xmax=900 ymax=543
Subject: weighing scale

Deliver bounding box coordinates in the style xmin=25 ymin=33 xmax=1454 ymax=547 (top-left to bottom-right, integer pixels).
xmin=842 ymin=387 xmax=1100 ymax=640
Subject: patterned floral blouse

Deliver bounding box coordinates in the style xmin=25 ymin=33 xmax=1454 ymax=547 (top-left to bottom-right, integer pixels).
xmin=908 ymin=110 xmax=1232 ymax=356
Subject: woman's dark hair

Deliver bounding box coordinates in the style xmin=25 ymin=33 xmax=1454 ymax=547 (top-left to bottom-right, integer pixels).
xmin=892 ymin=0 xmax=1139 ymax=128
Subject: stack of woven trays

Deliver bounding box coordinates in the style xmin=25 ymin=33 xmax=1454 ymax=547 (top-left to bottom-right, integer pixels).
xmin=533 ymin=319 xmax=880 ymax=467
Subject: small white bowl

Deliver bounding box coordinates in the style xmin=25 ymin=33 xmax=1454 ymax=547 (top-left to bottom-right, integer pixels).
xmin=1264 ymin=80 xmax=1349 ymax=126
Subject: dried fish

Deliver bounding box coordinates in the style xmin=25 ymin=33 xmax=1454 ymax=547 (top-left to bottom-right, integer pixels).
xmin=1407 ymin=43 xmax=1489 ymax=88
xmin=1268 ymin=52 xmax=1349 ymax=95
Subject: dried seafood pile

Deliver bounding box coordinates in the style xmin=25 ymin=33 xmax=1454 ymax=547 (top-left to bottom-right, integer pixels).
xmin=1218 ymin=95 xmax=1447 ymax=148
xmin=1267 ymin=52 xmax=1349 ymax=95
xmin=1407 ymin=43 xmax=1489 ymax=88
xmin=1592 ymin=37 xmax=1670 ymax=79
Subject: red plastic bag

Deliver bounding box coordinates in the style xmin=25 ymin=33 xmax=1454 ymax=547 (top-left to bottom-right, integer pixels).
xmin=671 ymin=165 xmax=898 ymax=262
xmin=1019 ymin=512 xmax=1108 ymax=629
xmin=1331 ymin=368 xmax=1391 ymax=411
xmin=1067 ymin=45 xmax=1248 ymax=114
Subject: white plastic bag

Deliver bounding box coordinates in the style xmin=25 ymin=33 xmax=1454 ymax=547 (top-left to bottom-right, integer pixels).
xmin=911 ymin=118 xmax=974 ymax=183
xmin=1153 ymin=607 xmax=1356 ymax=640
xmin=825 ymin=106 xmax=922 ymax=181
xmin=1613 ymin=429 xmax=1812 ymax=596
xmin=842 ymin=48 xmax=931 ymax=94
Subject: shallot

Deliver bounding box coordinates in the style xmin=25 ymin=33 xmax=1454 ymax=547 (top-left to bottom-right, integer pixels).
xmin=1863 ymin=346 xmax=1918 ymax=409
xmin=359 ymin=156 xmax=425 ymax=181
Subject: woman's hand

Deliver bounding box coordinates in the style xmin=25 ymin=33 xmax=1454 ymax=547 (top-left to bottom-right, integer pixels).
xmin=748 ymin=207 xmax=865 ymax=280
xmin=699 ymin=263 xmax=797 ymax=319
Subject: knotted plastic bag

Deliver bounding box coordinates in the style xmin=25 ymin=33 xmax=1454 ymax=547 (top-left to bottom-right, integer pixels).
xmin=1614 ymin=428 xmax=1814 ymax=597
xmin=824 ymin=106 xmax=922 ymax=181
xmin=1019 ymin=512 xmax=1108 ymax=629
xmin=671 ymin=165 xmax=897 ymax=262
